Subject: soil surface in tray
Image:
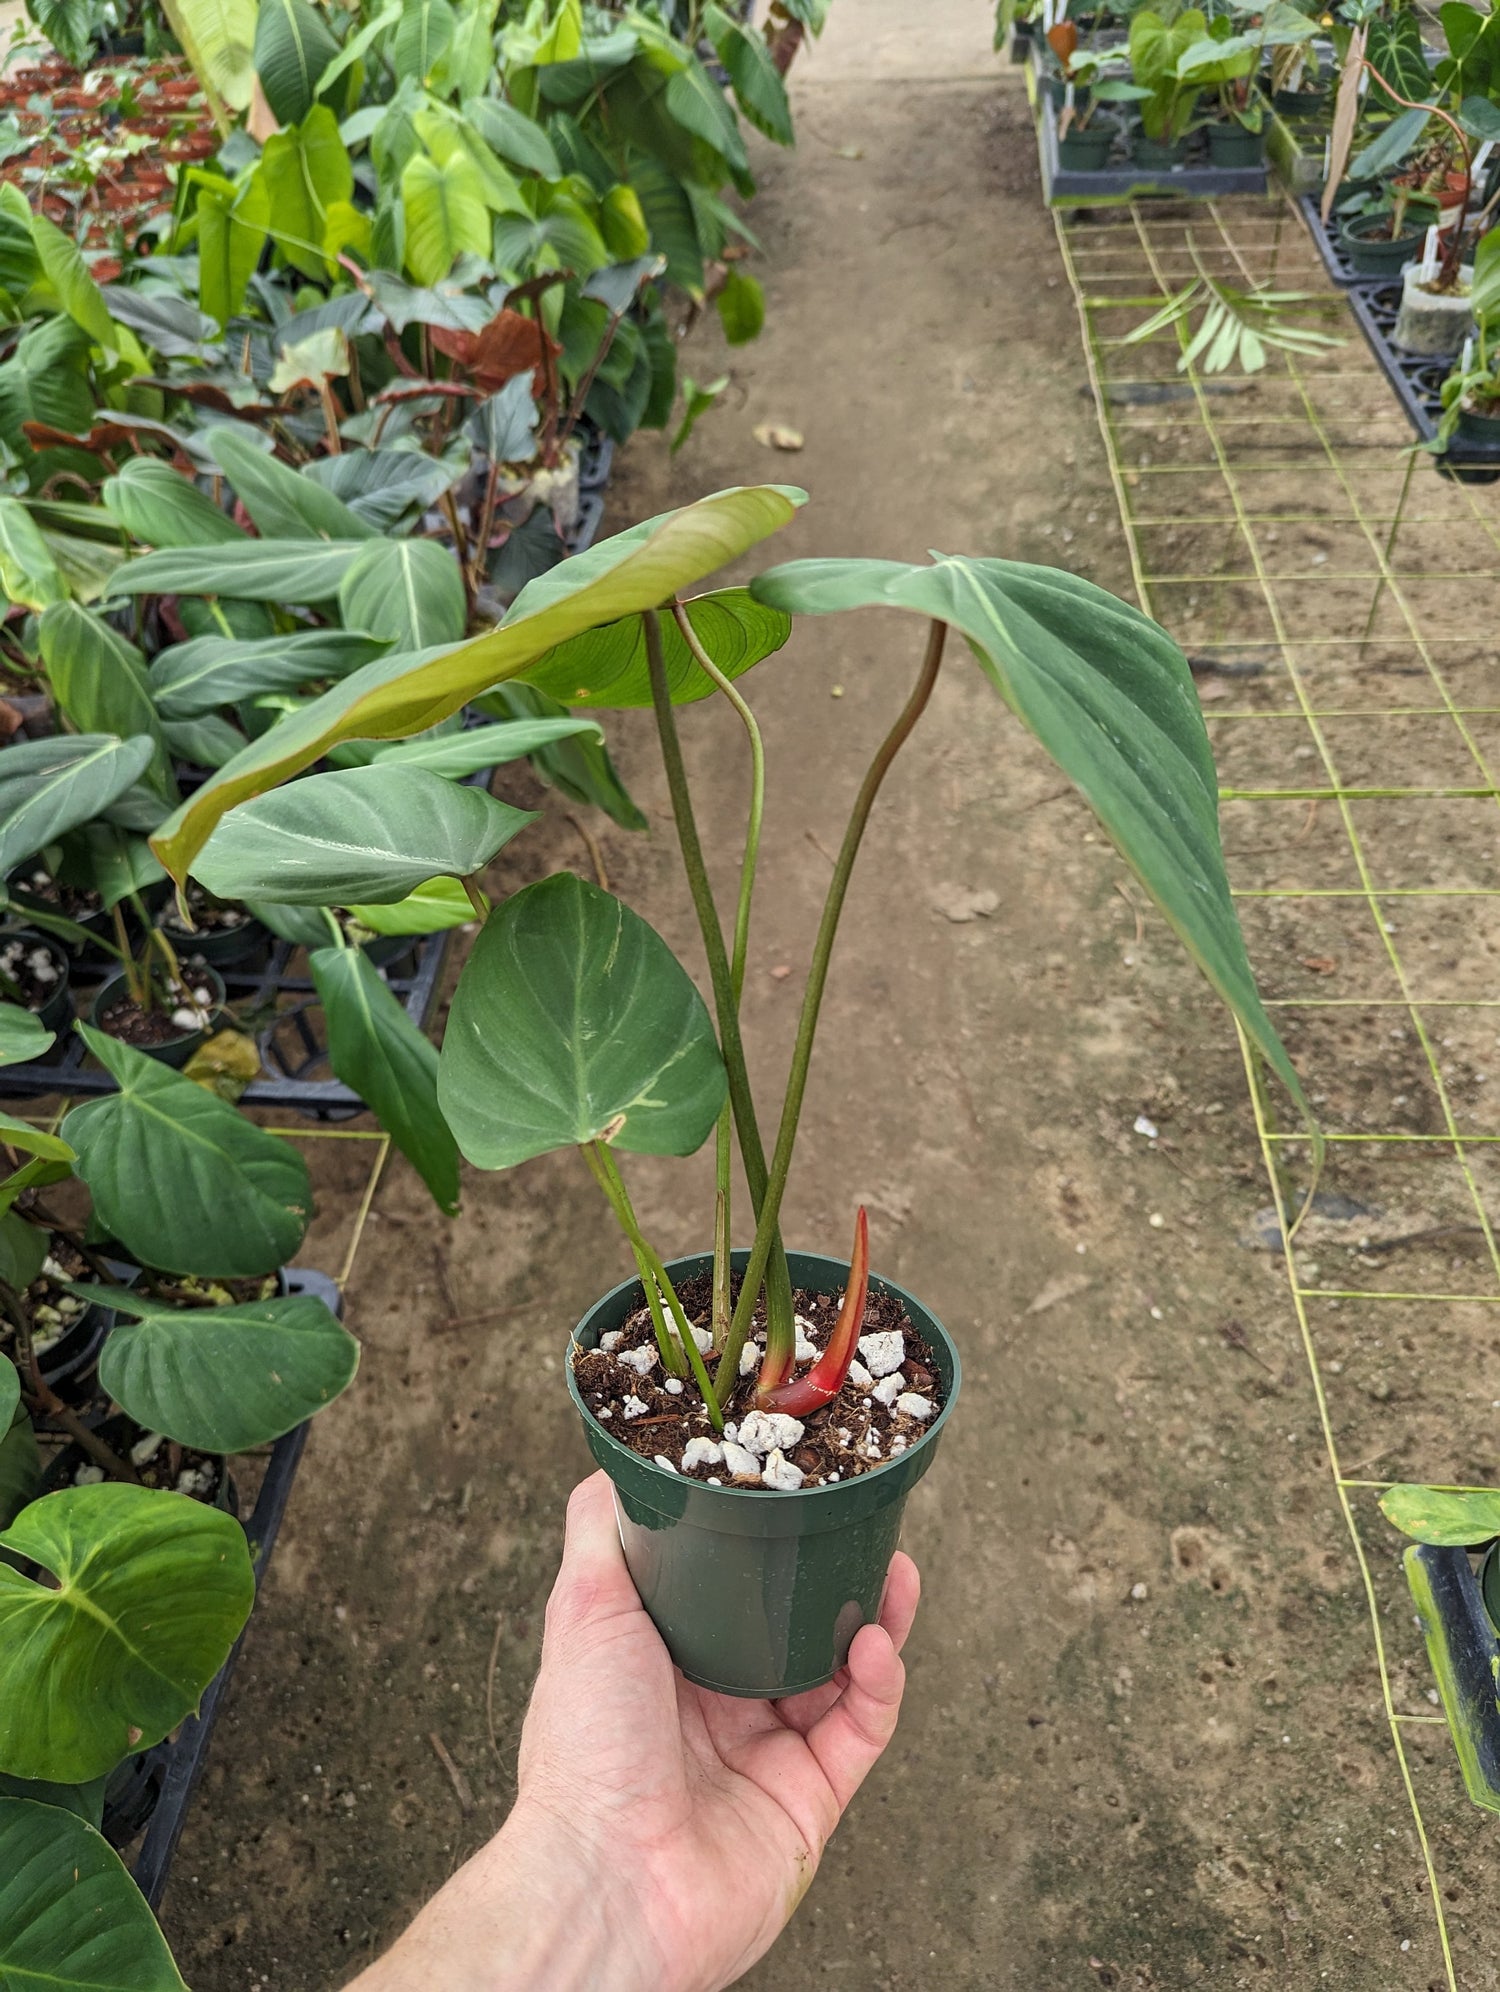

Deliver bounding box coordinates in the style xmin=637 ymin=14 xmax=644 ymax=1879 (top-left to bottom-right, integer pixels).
xmin=573 ymin=1274 xmax=942 ymax=1486
xmin=0 ymin=934 xmax=62 ymax=1009
xmin=97 ymin=978 xmax=214 ymax=1046
xmin=158 ymin=11 xmax=1499 ymax=1991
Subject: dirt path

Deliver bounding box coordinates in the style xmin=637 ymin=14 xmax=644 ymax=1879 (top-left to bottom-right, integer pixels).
xmin=162 ymin=8 xmax=1479 ymax=1988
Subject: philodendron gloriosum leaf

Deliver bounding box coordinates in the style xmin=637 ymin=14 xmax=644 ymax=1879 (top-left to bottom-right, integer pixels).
xmin=0 ymin=1484 xmax=254 ymax=1782
xmin=80 ymin=1283 xmax=360 ymax=1453
xmin=749 ymin=555 xmax=1309 ymax=1122
xmin=149 ymin=485 xmax=806 ymax=883
xmin=63 ymin=1027 xmax=312 ymax=1276
xmin=192 ymin=767 xmax=537 ymax=904
xmin=438 ymin=874 xmax=727 ymax=1168
xmin=0 ymin=1797 xmax=187 ymax=1992
xmin=1379 ymin=1484 xmax=1500 ymax=1545
xmin=0 ymin=1004 xmax=53 ymax=1066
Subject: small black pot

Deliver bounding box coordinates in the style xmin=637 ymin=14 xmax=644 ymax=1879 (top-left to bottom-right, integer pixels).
xmin=88 ymin=966 xmax=229 ymax=1069
xmin=159 ymin=900 xmax=271 ymax=970
xmin=1206 ymin=123 xmax=1264 ymax=167
xmin=1058 ymin=125 xmax=1113 ymax=170
xmin=1273 ymin=85 xmax=1326 ymax=115
xmin=1456 ymin=402 xmax=1500 ymax=448
xmin=1133 ymin=133 xmax=1187 ymax=169
xmin=1 ymin=1254 xmax=113 ymax=1397
xmin=1338 ymin=211 xmax=1434 ymax=277
xmin=41 ymin=1413 xmax=237 ymax=1514
xmin=0 ymin=930 xmax=74 ymax=1037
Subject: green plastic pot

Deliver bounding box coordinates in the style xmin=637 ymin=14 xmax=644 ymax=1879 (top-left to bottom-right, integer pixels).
xmin=1058 ymin=126 xmax=1113 ymax=171
xmin=1338 ymin=211 xmax=1433 ymax=277
xmin=1456 ymin=402 xmax=1500 ymax=447
xmin=1272 ymin=85 xmax=1325 ymax=116
xmin=568 ymin=1249 xmax=961 ymax=1698
xmin=1206 ymin=123 xmax=1264 ymax=168
xmin=1132 ymin=134 xmax=1186 ymax=169
xmin=89 ymin=966 xmax=227 ymax=1068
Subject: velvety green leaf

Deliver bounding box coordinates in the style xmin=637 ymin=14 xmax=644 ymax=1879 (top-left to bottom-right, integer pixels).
xmin=64 ymin=1029 xmax=313 ymax=1276
xmin=705 ymin=3 xmax=794 ymax=144
xmin=113 ymin=540 xmax=366 ymax=605
xmin=715 ymin=268 xmax=765 ymax=346
xmin=581 ymin=253 xmax=664 ymax=319
xmin=101 ymin=460 xmax=244 ymax=549
xmin=439 ymin=873 xmax=725 ymax=1167
xmin=0 ymin=736 xmax=157 ymax=877
xmin=463 ymin=95 xmax=562 ymax=178
xmin=0 ymin=1798 xmax=186 ymax=1991
xmin=517 ymin=587 xmax=788 ymax=707
xmin=0 ymin=1403 xmax=37 ymax=1531
xmin=255 ymin=0 xmax=341 ymax=125
xmin=195 ymin=766 xmax=535 ymax=903
xmin=0 ymin=498 xmax=65 ymax=613
xmin=338 ymin=538 xmax=466 ymax=650
xmin=1379 ymin=1484 xmax=1500 ymax=1546
xmin=56 ymin=821 xmax=165 ymax=914
xmin=30 ymin=213 xmax=142 ymax=366
xmin=38 ymin=603 xmax=175 ymax=802
xmin=750 ymin=555 xmax=1308 ymax=1120
xmin=150 ymin=630 xmax=388 ymax=720
xmin=311 ymin=945 xmax=459 ymax=1211
xmin=207 ymin=429 xmax=374 ymax=543
xmin=401 ymin=148 xmax=492 ymax=285
xmin=246 ymin=899 xmax=333 ymax=948
xmin=86 ymin=1284 xmax=360 ymax=1451
xmin=392 ymin=0 xmax=455 ymax=81
xmin=261 ymin=108 xmax=353 ymax=278
xmin=305 ymin=449 xmax=462 ymax=530
xmin=0 ymin=1773 xmax=105 ymax=1827
xmin=0 ymin=1486 xmax=254 ymax=1782
xmin=468 ymin=375 xmax=537 ymax=464
xmin=341 ymin=714 xmax=601 ymax=777
xmin=161 ymin=715 xmax=248 ymax=768
xmin=0 ymin=1005 xmax=53 ymax=1067
xmin=664 ymin=55 xmax=750 ymax=179
xmin=197 ymin=170 xmax=270 ymax=328
xmin=347 ymin=875 xmax=474 ymax=933
xmin=0 ymin=318 xmax=92 ymax=460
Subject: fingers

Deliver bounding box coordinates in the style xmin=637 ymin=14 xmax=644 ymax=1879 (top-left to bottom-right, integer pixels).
xmin=542 ymin=1470 xmax=643 ymax=1643
xmin=801 ymin=1603 xmax=913 ymax=1814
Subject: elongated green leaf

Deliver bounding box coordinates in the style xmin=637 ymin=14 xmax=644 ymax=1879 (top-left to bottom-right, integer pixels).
xmin=198 ymin=170 xmax=270 ymax=328
xmin=0 ymin=1112 xmax=73 ymax=1171
xmin=311 ymin=945 xmax=459 ymax=1211
xmin=0 ymin=1403 xmax=37 ymax=1531
xmin=38 ymin=603 xmax=175 ymax=803
xmin=439 ymin=873 xmax=725 ymax=1167
xmin=401 ymin=149 xmax=491 ymax=285
xmin=749 ymin=555 xmax=1308 ymax=1119
xmin=0 ymin=1799 xmax=186 ymax=1992
xmin=0 ymin=1005 xmax=53 ymax=1067
xmin=0 ymin=1486 xmax=254 ymax=1782
xmin=347 ymin=875 xmax=474 ymax=933
xmin=56 ymin=821 xmax=164 ymax=913
xmin=150 ymin=630 xmax=387 ymax=720
xmin=518 ymin=587 xmax=788 ymax=708
xmin=30 ymin=214 xmax=143 ymax=367
xmin=0 ymin=498 xmax=65 ymax=612
xmin=64 ymin=1028 xmax=312 ymax=1276
xmin=305 ymin=448 xmax=462 ymax=530
xmin=163 ymin=0 xmax=258 ymax=111
xmin=463 ymin=95 xmax=561 ymax=178
xmin=151 ymin=486 xmax=804 ymax=881
xmin=113 ymin=540 xmax=366 ymax=604
xmin=255 ymin=0 xmax=341 ymax=124
xmin=208 ymin=429 xmax=374 ymax=543
xmin=716 ymin=269 xmax=765 ymax=347
xmin=392 ymin=0 xmax=455 ymax=79
xmin=338 ymin=537 xmax=466 ymax=650
xmin=0 ymin=736 xmax=156 ymax=877
xmin=101 ymin=460 xmax=244 ymax=549
xmin=84 ymin=1285 xmax=360 ymax=1452
xmin=339 ymin=714 xmax=601 ymax=777
xmin=194 ymin=766 xmax=535 ymax=904
xmin=1379 ymin=1484 xmax=1500 ymax=1546
xmin=705 ymin=3 xmax=793 ymax=144
xmin=261 ymin=107 xmax=353 ymax=279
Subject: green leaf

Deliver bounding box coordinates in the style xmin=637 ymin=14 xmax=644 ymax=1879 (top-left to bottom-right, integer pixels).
xmin=255 ymin=0 xmax=341 ymax=125
xmin=0 ymin=1486 xmax=254 ymax=1783
xmin=304 ymin=449 xmax=462 ymax=530
xmin=317 ymin=0 xmax=402 ymax=94
xmin=30 ymin=213 xmax=142 ymax=365
xmin=475 ymin=682 xmax=646 ymax=830
xmin=261 ymin=107 xmax=354 ymax=278
xmin=518 ymin=587 xmax=788 ymax=708
xmin=664 ymin=55 xmax=750 ymax=180
xmin=0 ymin=318 xmax=92 ymax=460
xmin=0 ymin=1006 xmax=53 ymax=1067
xmin=346 ymin=875 xmax=475 ymax=933
xmin=468 ymin=375 xmax=538 ymax=463
xmin=245 ymin=899 xmax=333 ymax=948
xmin=0 ymin=1356 xmax=15 ymax=1434
xmin=705 ymin=3 xmax=794 ymax=144
xmin=0 ymin=1403 xmax=37 ymax=1532
xmin=0 ymin=498 xmax=66 ymax=612
xmin=207 ymin=429 xmax=374 ymax=543
xmin=87 ymin=1284 xmax=360 ymax=1452
xmin=338 ymin=537 xmax=467 ymax=650
xmin=392 ymin=0 xmax=456 ymax=80
xmin=197 ymin=170 xmax=271 ymax=328
xmin=194 ymin=766 xmax=535 ymax=904
xmin=670 ymin=372 xmax=728 ymax=454
xmin=463 ymin=96 xmax=562 ymax=178
xmin=439 ymin=873 xmax=726 ymax=1167
xmin=749 ymin=555 xmax=1309 ymax=1121
xmin=311 ymin=945 xmax=459 ymax=1211
xmin=56 ymin=822 xmax=165 ymax=914
xmin=0 ymin=736 xmax=157 ymax=878
xmin=267 ymin=325 xmax=352 ymax=394
xmin=113 ymin=540 xmax=367 ymax=605
xmin=101 ymin=460 xmax=244 ymax=548
xmin=715 ymin=269 xmax=764 ymax=346
xmin=0 ymin=1798 xmax=186 ymax=1992
xmin=339 ymin=714 xmax=601 ymax=777
xmin=150 ymin=630 xmax=387 ymax=720
xmin=162 ymin=0 xmax=259 ymax=112
xmin=38 ymin=603 xmax=176 ymax=803
xmin=63 ymin=1030 xmax=313 ymax=1276
xmin=401 ymin=149 xmax=492 ymax=285
xmin=1379 ymin=1484 xmax=1500 ymax=1546
xmin=0 ymin=1774 xmax=105 ymax=1828
xmin=150 ymin=486 xmax=804 ymax=882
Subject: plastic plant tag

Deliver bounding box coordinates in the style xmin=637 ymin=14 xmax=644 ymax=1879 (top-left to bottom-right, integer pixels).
xmin=1422 ymin=226 xmax=1441 ymax=282
xmin=1064 ymin=81 xmax=1075 ymax=110
xmin=1323 ymin=134 xmax=1331 ymax=175
xmin=1475 ymin=141 xmax=1496 ymax=179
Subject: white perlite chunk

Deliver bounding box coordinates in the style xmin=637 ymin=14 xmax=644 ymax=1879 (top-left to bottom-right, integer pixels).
xmin=858 ymin=1330 xmax=905 ymax=1378
xmin=653 ymin=1454 xmax=677 ymax=1474
xmin=794 ymin=1315 xmax=818 ymax=1362
xmin=722 ymin=1441 xmax=762 ymax=1480
xmin=740 ymin=1342 xmax=760 ymax=1376
xmin=686 ymin=1323 xmax=713 ymax=1354
xmin=621 ymin=1395 xmax=648 ymax=1421
xmin=599 ymin=1330 xmax=625 ymax=1352
xmin=129 ymin=1431 xmax=165 ymax=1468
xmin=618 ymin=1346 xmax=657 ymax=1376
xmin=682 ymin=1437 xmax=724 ymax=1470
xmin=664 ymin=1378 xmax=684 ymax=1395
xmin=761 ymin=1449 xmax=804 ymax=1492
xmin=707 ymin=1477 xmax=723 ymax=1486
xmin=737 ymin=1410 xmax=805 ymax=1456
xmin=896 ymin=1392 xmax=935 ymax=1422
xmin=847 ymin=1360 xmax=874 ymax=1390
xmin=872 ymin=1372 xmax=904 ymax=1408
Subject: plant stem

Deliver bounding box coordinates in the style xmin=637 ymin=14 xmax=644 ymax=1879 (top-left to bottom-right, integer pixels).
xmin=461 ymin=874 xmax=490 ymax=920
xmin=581 ymin=1142 xmax=682 ymax=1374
xmin=718 ymin=618 xmax=948 ymax=1380
xmin=111 ymin=902 xmax=144 ymax=1009
xmin=0 ymin=1278 xmax=139 ymax=1482
xmin=643 ymin=610 xmax=796 ymax=1356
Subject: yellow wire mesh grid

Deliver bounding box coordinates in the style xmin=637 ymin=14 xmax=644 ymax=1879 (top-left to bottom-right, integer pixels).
xmin=1053 ymin=190 xmax=1500 ymax=1991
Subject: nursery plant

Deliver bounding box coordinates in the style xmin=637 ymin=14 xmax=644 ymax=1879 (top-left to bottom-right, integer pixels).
xmin=164 ymin=481 xmax=1312 ymax=1702
xmin=1127 ymin=7 xmax=1208 ymax=159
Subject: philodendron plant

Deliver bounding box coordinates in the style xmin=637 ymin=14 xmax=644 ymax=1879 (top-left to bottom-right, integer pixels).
xmin=151 ymin=482 xmax=1311 ymax=1693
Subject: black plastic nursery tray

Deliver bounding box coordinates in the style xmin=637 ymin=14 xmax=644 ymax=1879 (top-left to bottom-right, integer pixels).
xmin=1034 ymin=90 xmax=1269 ymax=207
xmin=1295 ymin=191 xmax=1383 ymax=286
xmin=93 ymin=1265 xmax=341 ymax=1901
xmin=1345 ymin=280 xmax=1500 ymax=476
xmin=1405 ymin=1542 xmax=1500 ymax=1814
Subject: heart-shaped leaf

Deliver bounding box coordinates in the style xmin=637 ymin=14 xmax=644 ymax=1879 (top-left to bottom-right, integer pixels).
xmin=0 ymin=1004 xmax=53 ymax=1067
xmin=310 ymin=945 xmax=459 ymax=1211
xmin=0 ymin=735 xmax=157 ymax=877
xmin=112 ymin=539 xmax=367 ymax=605
xmin=517 ymin=587 xmax=789 ymax=708
xmin=63 ymin=1028 xmax=312 ymax=1275
xmin=1379 ymin=1484 xmax=1500 ymax=1545
xmin=338 ymin=536 xmax=467 ymax=650
xmin=149 ymin=629 xmax=388 ymax=720
xmin=151 ymin=485 xmax=804 ymax=882
xmin=749 ymin=555 xmax=1308 ymax=1121
xmin=208 ymin=428 xmax=374 ymax=543
xmin=193 ymin=766 xmax=536 ymax=904
xmin=439 ymin=873 xmax=726 ymax=1168
xmin=401 ymin=149 xmax=491 ymax=285
xmin=81 ymin=1284 xmax=359 ymax=1452
xmin=0 ymin=1485 xmax=254 ymax=1782
xmin=0 ymin=1798 xmax=187 ymax=1991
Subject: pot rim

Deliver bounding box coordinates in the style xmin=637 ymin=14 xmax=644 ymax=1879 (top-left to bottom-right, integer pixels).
xmin=566 ymin=1247 xmax=963 ymax=1503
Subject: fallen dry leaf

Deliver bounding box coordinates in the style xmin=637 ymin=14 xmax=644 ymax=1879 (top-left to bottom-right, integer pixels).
xmin=1300 ymin=955 xmax=1338 ymax=974
xmin=753 ymin=422 xmax=804 ymax=451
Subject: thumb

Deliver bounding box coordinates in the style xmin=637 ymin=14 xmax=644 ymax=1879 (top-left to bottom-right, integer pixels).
xmin=543 ymin=1470 xmax=643 ymax=1644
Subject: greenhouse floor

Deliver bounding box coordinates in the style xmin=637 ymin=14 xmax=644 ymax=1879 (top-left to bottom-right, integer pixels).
xmin=159 ymin=5 xmax=1498 ymax=1987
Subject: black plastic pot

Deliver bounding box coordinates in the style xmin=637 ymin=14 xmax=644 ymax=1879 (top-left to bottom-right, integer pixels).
xmin=0 ymin=930 xmax=74 ymax=1037
xmin=89 ymin=966 xmax=228 ymax=1069
xmin=1207 ymin=123 xmax=1264 ymax=167
xmin=1273 ymin=85 xmax=1325 ymax=115
xmin=4 ymin=873 xmax=113 ymax=963
xmin=1457 ymin=402 xmax=1500 ymax=448
xmin=41 ymin=1414 xmax=237 ymax=1515
xmin=1338 ymin=211 xmax=1433 ymax=277
xmin=159 ymin=901 xmax=271 ymax=970
xmin=1132 ymin=133 xmax=1187 ymax=169
xmin=1058 ymin=125 xmax=1113 ymax=170
xmin=568 ymin=1249 xmax=961 ymax=1699
xmin=1405 ymin=1541 xmax=1500 ymax=1810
